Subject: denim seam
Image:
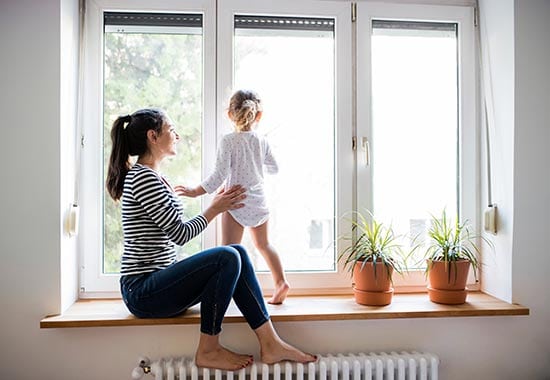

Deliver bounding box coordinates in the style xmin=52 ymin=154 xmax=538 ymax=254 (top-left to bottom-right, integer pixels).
xmin=242 ymin=275 xmax=270 ymax=329
xmin=210 ymin=255 xmax=222 ymax=335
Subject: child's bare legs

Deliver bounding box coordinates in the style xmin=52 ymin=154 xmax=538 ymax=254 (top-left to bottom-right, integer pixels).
xmin=250 ymin=221 xmax=289 ymax=304
xmin=221 ymin=212 xmax=245 ymax=245
xmin=254 ymin=320 xmax=317 ymax=364
xmin=195 ymin=333 xmax=253 ymax=370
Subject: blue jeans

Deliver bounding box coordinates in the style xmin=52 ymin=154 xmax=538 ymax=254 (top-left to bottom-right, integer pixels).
xmin=120 ymin=244 xmax=270 ymax=335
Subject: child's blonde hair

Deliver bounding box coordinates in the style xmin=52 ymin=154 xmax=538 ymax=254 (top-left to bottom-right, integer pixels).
xmin=228 ymin=90 xmax=262 ymax=132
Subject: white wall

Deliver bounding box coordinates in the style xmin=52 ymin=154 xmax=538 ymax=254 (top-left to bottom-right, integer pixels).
xmin=0 ymin=0 xmax=549 ymax=379
xmin=60 ymin=0 xmax=80 ymax=312
xmin=478 ymin=0 xmax=515 ymax=302
xmin=512 ymin=0 xmax=550 ymax=363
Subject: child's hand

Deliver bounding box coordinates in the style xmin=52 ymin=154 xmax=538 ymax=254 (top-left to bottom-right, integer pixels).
xmin=174 ymin=185 xmax=205 ymax=198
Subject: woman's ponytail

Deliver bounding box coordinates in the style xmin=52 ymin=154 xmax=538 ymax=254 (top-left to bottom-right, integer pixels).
xmin=106 ymin=115 xmax=131 ymax=201
xmin=106 ymin=109 xmax=165 ymax=201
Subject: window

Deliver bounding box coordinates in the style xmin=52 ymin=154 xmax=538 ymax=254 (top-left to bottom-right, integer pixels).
xmin=103 ymin=12 xmax=204 ymax=273
xmin=371 ymin=20 xmax=460 ymax=266
xmin=80 ymin=0 xmax=217 ymax=295
xmin=232 ymin=14 xmax=336 ymax=272
xmin=80 ymin=0 xmax=476 ymax=296
xmin=356 ymin=3 xmax=476 ymax=288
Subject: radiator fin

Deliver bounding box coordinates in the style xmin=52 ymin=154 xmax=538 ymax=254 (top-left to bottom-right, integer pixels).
xmin=133 ymin=352 xmax=439 ymax=380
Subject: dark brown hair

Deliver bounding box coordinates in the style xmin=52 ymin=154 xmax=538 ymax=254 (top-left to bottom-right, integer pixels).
xmin=106 ymin=108 xmax=165 ymax=201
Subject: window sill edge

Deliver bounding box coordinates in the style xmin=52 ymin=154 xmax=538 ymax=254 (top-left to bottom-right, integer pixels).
xmin=40 ymin=292 xmax=529 ymax=329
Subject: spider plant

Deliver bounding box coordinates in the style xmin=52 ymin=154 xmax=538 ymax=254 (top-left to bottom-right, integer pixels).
xmin=422 ymin=209 xmax=492 ymax=283
xmin=338 ymin=211 xmax=406 ymax=282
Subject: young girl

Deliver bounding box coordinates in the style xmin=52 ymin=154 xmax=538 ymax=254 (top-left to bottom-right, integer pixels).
xmin=180 ymin=90 xmax=289 ymax=304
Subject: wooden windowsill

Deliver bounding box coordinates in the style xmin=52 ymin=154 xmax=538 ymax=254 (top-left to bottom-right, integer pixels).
xmin=40 ymin=292 xmax=528 ymax=328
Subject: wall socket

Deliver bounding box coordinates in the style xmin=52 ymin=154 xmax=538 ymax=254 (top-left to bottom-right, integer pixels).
xmin=484 ymin=204 xmax=497 ymax=235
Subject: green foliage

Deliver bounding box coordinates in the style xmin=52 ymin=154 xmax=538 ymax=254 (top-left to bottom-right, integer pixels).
xmin=102 ymin=32 xmax=203 ymax=273
xmin=419 ymin=209 xmax=493 ymax=282
xmin=338 ymin=210 xmax=406 ymax=280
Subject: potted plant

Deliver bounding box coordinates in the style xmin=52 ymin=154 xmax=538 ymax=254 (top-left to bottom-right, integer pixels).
xmin=339 ymin=211 xmax=405 ymax=306
xmin=420 ymin=210 xmax=492 ymax=305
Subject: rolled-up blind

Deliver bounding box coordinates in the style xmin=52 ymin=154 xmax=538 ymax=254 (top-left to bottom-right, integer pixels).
xmin=104 ymin=12 xmax=202 ymax=28
xmin=372 ymin=20 xmax=456 ymax=32
xmin=235 ymin=15 xmax=334 ymax=32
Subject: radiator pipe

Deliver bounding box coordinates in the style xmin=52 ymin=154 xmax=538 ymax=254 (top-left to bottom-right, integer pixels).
xmin=132 ymin=357 xmax=151 ymax=380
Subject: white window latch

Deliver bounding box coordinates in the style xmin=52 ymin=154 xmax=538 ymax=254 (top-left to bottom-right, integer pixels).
xmin=361 ymin=137 xmax=370 ymax=166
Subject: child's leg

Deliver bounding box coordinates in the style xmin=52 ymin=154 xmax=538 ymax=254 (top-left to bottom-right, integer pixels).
xmin=221 ymin=212 xmax=245 ymax=245
xmin=249 ymin=221 xmax=289 ymax=304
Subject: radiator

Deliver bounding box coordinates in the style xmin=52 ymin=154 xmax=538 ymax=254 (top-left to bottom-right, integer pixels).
xmin=132 ymin=352 xmax=439 ymax=380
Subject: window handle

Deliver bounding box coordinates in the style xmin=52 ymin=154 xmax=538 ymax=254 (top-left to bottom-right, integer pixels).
xmin=361 ymin=137 xmax=370 ymax=166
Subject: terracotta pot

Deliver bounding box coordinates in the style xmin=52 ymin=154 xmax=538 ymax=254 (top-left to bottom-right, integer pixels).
xmin=427 ymin=260 xmax=471 ymax=305
xmin=353 ymin=288 xmax=394 ymax=306
xmin=352 ymin=261 xmax=393 ymax=306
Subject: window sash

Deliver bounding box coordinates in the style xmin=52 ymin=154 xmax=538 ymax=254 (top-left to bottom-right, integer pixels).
xmin=217 ymin=0 xmax=352 ymax=294
xmin=80 ymin=0 xmax=217 ymax=296
xmin=356 ymin=3 xmax=478 ymax=289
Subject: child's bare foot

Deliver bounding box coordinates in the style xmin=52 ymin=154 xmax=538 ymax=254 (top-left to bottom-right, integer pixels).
xmin=195 ymin=346 xmax=253 ymax=371
xmin=268 ymin=281 xmax=290 ymax=305
xmin=260 ymin=339 xmax=317 ymax=364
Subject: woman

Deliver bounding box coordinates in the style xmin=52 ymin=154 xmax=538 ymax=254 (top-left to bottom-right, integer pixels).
xmin=106 ymin=108 xmax=316 ymax=371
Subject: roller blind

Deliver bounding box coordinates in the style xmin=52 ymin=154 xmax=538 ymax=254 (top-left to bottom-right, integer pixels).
xmin=104 ymin=12 xmax=202 ymax=28
xmin=234 ymin=15 xmax=334 ymax=32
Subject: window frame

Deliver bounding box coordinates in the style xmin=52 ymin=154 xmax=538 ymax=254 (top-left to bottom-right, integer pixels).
xmin=79 ymin=0 xmax=478 ymax=297
xmin=356 ymin=3 xmax=478 ymax=291
xmin=217 ymin=0 xmax=353 ymax=294
xmin=80 ymin=0 xmax=217 ymax=296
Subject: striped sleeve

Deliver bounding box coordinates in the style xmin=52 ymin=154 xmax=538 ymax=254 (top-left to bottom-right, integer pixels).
xmin=132 ymin=169 xmax=208 ymax=246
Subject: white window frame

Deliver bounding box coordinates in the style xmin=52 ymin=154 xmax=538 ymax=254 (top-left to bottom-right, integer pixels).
xmin=80 ymin=0 xmax=216 ymax=297
xmin=356 ymin=3 xmax=478 ymax=291
xmin=79 ymin=0 xmax=477 ymax=297
xmin=217 ymin=0 xmax=353 ymax=295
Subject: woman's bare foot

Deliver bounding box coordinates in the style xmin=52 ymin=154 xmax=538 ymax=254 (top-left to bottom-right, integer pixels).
xmin=268 ymin=281 xmax=290 ymax=305
xmin=195 ymin=346 xmax=253 ymax=370
xmin=255 ymin=321 xmax=317 ymax=364
xmin=260 ymin=339 xmax=317 ymax=364
xmin=196 ymin=333 xmax=253 ymax=370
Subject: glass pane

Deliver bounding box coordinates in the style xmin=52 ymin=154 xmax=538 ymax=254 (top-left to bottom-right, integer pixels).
xmin=233 ymin=18 xmax=336 ymax=272
xmin=371 ymin=21 xmax=458 ymax=267
xmin=103 ymin=26 xmax=202 ymax=274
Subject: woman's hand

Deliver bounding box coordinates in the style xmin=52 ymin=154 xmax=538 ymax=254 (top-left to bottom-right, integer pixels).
xmin=202 ymin=185 xmax=246 ymax=223
xmin=174 ymin=185 xmax=206 ymax=198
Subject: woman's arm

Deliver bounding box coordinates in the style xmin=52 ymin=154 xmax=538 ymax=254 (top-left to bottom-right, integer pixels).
xmin=202 ymin=185 xmax=246 ymax=223
xmin=133 ymin=169 xmax=246 ymax=244
xmin=132 ymin=169 xmax=207 ymax=246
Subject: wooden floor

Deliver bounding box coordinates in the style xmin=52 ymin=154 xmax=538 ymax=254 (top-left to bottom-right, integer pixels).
xmin=40 ymin=292 xmax=529 ymax=328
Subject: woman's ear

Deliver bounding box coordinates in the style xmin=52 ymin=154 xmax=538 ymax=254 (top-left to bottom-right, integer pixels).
xmin=146 ymin=129 xmax=158 ymax=143
xmin=255 ymin=111 xmax=263 ymax=122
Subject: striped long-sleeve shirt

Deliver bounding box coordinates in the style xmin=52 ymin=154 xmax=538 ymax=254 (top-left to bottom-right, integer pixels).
xmin=120 ymin=163 xmax=207 ymax=275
